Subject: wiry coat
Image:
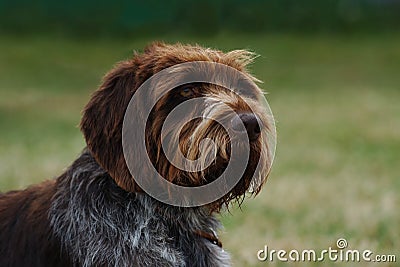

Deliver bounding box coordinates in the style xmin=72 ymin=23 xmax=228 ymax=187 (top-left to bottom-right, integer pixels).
xmin=0 ymin=42 xmax=271 ymax=267
xmin=0 ymin=150 xmax=229 ymax=267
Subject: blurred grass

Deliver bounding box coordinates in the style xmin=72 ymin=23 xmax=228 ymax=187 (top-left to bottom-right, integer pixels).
xmin=0 ymin=33 xmax=399 ymax=266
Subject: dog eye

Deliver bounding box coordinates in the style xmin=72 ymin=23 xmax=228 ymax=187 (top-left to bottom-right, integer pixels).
xmin=180 ymin=87 xmax=195 ymax=97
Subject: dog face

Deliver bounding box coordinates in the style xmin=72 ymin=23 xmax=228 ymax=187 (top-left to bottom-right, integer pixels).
xmin=80 ymin=42 xmax=274 ymax=210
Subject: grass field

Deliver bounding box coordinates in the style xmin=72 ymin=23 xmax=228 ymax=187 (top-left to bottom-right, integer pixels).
xmin=0 ymin=33 xmax=399 ymax=266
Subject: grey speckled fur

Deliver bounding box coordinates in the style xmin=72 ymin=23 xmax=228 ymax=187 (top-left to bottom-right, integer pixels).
xmin=49 ymin=150 xmax=230 ymax=267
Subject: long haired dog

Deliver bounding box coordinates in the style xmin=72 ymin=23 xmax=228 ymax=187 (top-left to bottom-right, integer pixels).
xmin=0 ymin=43 xmax=274 ymax=267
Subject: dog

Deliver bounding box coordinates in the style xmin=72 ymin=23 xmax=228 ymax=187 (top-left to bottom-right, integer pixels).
xmin=0 ymin=42 xmax=274 ymax=267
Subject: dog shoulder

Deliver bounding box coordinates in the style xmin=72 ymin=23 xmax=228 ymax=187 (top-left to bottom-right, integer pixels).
xmin=0 ymin=180 xmax=73 ymax=266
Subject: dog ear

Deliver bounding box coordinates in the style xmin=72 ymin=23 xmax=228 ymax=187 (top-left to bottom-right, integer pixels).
xmin=80 ymin=60 xmax=140 ymax=192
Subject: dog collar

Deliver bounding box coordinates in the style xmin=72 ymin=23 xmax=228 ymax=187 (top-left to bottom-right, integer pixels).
xmin=195 ymin=229 xmax=223 ymax=248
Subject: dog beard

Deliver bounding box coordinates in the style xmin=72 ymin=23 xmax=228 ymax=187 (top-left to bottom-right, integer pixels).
xmin=146 ymin=86 xmax=271 ymax=210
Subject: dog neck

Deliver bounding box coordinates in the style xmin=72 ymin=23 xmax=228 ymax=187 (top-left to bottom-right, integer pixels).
xmin=49 ymin=150 xmax=230 ymax=267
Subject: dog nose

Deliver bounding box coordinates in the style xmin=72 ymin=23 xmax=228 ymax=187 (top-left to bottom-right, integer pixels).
xmin=231 ymin=113 xmax=262 ymax=141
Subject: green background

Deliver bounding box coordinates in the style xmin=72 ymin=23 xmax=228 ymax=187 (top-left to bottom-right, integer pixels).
xmin=0 ymin=1 xmax=399 ymax=266
xmin=1 ymin=0 xmax=400 ymax=35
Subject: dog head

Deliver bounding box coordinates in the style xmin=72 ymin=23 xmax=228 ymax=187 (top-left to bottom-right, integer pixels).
xmin=80 ymin=42 xmax=274 ymax=210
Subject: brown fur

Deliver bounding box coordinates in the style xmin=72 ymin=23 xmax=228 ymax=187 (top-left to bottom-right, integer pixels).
xmin=0 ymin=180 xmax=72 ymax=266
xmin=81 ymin=42 xmax=264 ymax=194
xmin=0 ymin=42 xmax=271 ymax=266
